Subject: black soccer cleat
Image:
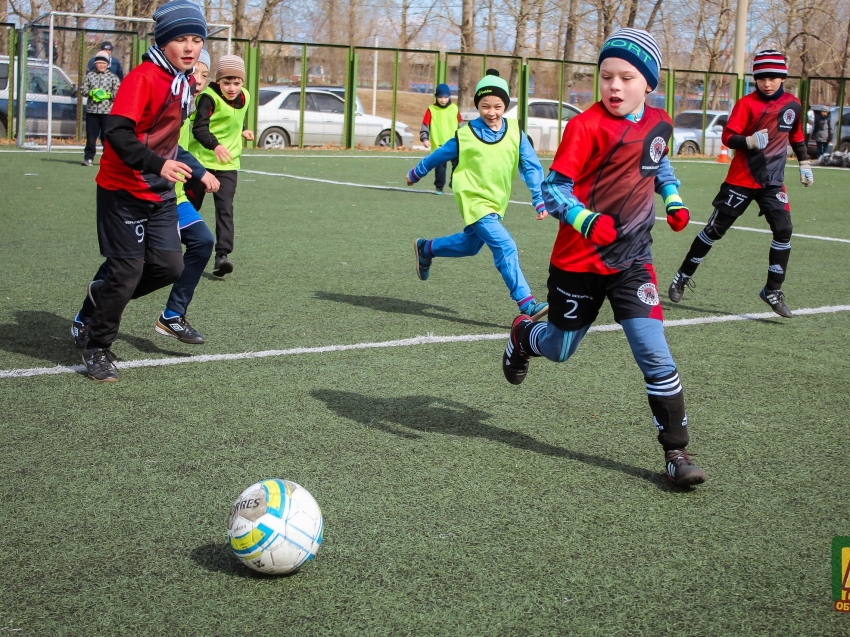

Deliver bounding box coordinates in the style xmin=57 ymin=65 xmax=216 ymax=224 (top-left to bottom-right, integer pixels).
xmin=502 ymin=315 xmax=533 ymax=385
xmin=155 ymin=313 xmax=207 ymax=344
xmin=759 ymin=287 xmax=792 ymax=318
xmin=82 ymin=347 xmax=117 ymax=382
xmin=414 ymin=238 xmax=432 ymax=281
xmin=665 ymin=449 xmax=706 ymax=487
xmin=71 ymin=315 xmax=90 ymax=348
xmin=213 ymin=255 xmax=234 ymax=277
xmin=668 ymin=270 xmax=694 ymax=303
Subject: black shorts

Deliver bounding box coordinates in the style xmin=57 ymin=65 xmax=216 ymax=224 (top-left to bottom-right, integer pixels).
xmin=546 ymin=261 xmax=664 ymax=331
xmin=711 ymin=181 xmax=790 ymax=219
xmin=96 ymin=186 xmax=182 ymax=259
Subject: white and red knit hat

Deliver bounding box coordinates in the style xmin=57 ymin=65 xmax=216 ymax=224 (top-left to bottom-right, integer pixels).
xmin=752 ymin=50 xmax=788 ymax=79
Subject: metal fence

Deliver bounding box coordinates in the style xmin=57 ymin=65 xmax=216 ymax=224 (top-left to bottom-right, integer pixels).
xmin=4 ymin=22 xmax=849 ymax=155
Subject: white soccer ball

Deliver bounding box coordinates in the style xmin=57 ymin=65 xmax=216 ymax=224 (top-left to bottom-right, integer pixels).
xmin=227 ymin=479 xmax=324 ymax=575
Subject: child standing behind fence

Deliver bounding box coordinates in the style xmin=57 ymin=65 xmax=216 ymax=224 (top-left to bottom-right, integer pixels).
xmin=80 ymin=51 xmax=121 ymax=166
xmin=186 ymin=54 xmax=254 ymax=277
xmin=420 ymin=83 xmax=463 ymax=194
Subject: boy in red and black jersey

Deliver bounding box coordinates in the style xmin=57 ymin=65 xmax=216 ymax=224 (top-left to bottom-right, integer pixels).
xmin=501 ymin=29 xmax=706 ymax=488
xmin=77 ymin=1 xmax=218 ymax=382
xmin=668 ymin=50 xmax=813 ymax=318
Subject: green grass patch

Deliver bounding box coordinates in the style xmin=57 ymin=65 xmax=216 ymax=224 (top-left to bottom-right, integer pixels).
xmin=0 ymin=150 xmax=848 ymax=635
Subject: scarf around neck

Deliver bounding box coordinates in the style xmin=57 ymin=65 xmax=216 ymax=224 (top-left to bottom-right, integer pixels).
xmin=147 ymin=44 xmax=193 ymax=115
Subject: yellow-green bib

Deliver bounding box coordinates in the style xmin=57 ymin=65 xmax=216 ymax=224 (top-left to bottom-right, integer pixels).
xmin=452 ymin=119 xmax=520 ymax=226
xmin=427 ymin=102 xmax=459 ymax=148
xmin=175 ymin=115 xmax=195 ymax=205
xmin=188 ymin=87 xmax=251 ymax=171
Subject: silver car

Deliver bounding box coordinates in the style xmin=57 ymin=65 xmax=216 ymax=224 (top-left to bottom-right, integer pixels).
xmin=673 ymin=110 xmax=729 ymax=156
xmin=256 ymin=86 xmax=414 ymax=149
xmin=0 ymin=55 xmax=79 ymax=138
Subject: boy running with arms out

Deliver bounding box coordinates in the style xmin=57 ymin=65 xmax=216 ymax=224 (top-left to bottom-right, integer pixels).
xmin=420 ymin=83 xmax=463 ymax=194
xmin=78 ymin=1 xmax=215 ymax=381
xmin=407 ymin=70 xmax=550 ymax=321
xmin=501 ymin=29 xmax=706 ymax=487
xmin=186 ymin=54 xmax=254 ymax=277
xmin=668 ymin=50 xmax=812 ymax=317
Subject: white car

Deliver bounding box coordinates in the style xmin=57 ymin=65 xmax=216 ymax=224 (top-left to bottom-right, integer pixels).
xmin=256 ymin=86 xmax=414 ymax=149
xmin=462 ymin=98 xmax=582 ymax=152
xmin=672 ymin=110 xmax=729 ymax=156
xmin=0 ymin=55 xmax=79 ymax=138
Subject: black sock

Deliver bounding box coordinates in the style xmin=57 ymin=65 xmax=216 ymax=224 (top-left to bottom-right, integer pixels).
xmin=645 ymin=370 xmax=689 ymax=451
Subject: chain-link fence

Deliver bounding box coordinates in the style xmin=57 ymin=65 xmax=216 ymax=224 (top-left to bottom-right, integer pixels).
xmin=3 ymin=22 xmax=847 ymax=156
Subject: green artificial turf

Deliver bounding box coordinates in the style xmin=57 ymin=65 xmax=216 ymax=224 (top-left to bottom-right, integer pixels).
xmin=0 ymin=150 xmax=848 ymax=636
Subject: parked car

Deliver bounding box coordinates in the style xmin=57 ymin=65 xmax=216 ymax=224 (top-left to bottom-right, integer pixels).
xmin=256 ymin=86 xmax=414 ymax=148
xmin=672 ymin=109 xmax=728 ymax=156
xmin=805 ymin=105 xmax=850 ymax=157
xmin=461 ymin=98 xmax=583 ymax=152
xmin=0 ymin=55 xmax=79 ymax=138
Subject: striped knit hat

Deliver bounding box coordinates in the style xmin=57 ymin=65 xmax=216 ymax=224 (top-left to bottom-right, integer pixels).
xmin=153 ymin=1 xmax=207 ymax=48
xmin=216 ymin=54 xmax=245 ymax=81
xmin=752 ymin=50 xmax=788 ymax=79
xmin=598 ymin=28 xmax=662 ymax=90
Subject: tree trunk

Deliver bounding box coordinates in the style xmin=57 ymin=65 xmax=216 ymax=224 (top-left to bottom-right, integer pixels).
xmin=509 ymin=0 xmax=531 ymax=95
xmin=457 ymin=0 xmax=475 ymax=110
xmin=563 ymin=0 xmax=578 ymax=62
xmin=626 ymin=0 xmax=639 ymax=28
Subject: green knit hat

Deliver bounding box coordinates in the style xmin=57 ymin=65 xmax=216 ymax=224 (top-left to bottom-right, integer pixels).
xmin=474 ymin=69 xmax=510 ymax=108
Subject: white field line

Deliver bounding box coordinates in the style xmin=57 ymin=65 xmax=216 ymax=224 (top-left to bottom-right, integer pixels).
xmin=2 ymin=304 xmax=848 ymax=380
xmin=241 ymin=169 xmax=850 ymax=244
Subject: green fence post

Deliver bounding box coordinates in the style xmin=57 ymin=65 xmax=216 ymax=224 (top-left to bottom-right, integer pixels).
xmin=390 ymin=49 xmax=399 ymax=149
xmin=437 ymin=52 xmax=447 ymax=86
xmin=837 ymin=78 xmax=846 ymax=153
xmin=16 ymin=28 xmax=27 ymax=146
xmin=6 ymin=27 xmax=16 ymax=139
xmin=593 ymin=64 xmax=600 ymax=103
xmin=518 ymin=61 xmax=529 ymax=132
xmin=244 ymin=41 xmax=259 ymax=149
xmin=344 ymin=48 xmax=358 ymax=149
xmin=298 ymin=44 xmax=307 ymax=149
xmin=702 ymin=71 xmax=709 ymax=152
xmin=800 ymin=78 xmax=810 ymax=125
xmin=665 ymin=68 xmax=675 ymax=119
xmin=557 ymin=60 xmax=565 ymax=139
xmin=77 ymin=30 xmax=85 ymax=141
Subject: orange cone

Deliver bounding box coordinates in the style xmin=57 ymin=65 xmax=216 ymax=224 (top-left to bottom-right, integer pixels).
xmin=717 ymin=144 xmax=730 ymax=163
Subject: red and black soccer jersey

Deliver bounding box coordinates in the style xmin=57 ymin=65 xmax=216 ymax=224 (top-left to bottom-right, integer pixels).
xmin=96 ymin=61 xmax=190 ymax=202
xmin=722 ymin=91 xmax=805 ymax=189
xmin=549 ymin=102 xmax=673 ymax=275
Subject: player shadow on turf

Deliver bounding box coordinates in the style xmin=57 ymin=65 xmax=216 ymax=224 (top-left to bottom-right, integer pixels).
xmin=313 ymin=292 xmax=506 ymax=329
xmin=190 ymin=542 xmax=301 ymax=578
xmin=311 ymin=390 xmax=669 ymax=488
xmin=0 ymin=311 xmax=188 ymax=368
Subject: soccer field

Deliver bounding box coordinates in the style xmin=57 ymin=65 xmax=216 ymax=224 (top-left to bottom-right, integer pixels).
xmin=0 ymin=150 xmax=848 ymax=635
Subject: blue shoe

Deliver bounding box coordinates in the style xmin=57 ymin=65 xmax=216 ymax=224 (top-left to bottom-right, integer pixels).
xmin=433 ymin=189 xmax=443 ymax=195
xmin=414 ymin=238 xmax=432 ymax=281
xmin=520 ymin=300 xmax=549 ymax=322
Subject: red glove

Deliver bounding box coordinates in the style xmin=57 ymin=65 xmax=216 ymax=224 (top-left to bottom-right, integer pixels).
xmin=666 ymin=206 xmax=690 ymax=232
xmin=586 ymin=213 xmax=617 ymax=246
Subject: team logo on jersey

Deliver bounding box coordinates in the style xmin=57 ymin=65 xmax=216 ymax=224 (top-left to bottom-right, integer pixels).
xmin=649 ymin=136 xmax=666 ymax=163
xmin=637 ymin=283 xmax=660 ymax=306
xmin=776 ymin=191 xmax=789 ymax=203
xmin=783 ymin=109 xmax=796 ymax=126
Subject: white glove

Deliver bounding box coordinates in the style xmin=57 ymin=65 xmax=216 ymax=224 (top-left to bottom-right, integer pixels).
xmin=745 ymin=129 xmax=769 ymax=150
xmin=799 ymin=160 xmax=813 ymax=187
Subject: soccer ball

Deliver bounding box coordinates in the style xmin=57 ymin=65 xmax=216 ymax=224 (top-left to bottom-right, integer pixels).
xmin=227 ymin=479 xmax=324 ymax=575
